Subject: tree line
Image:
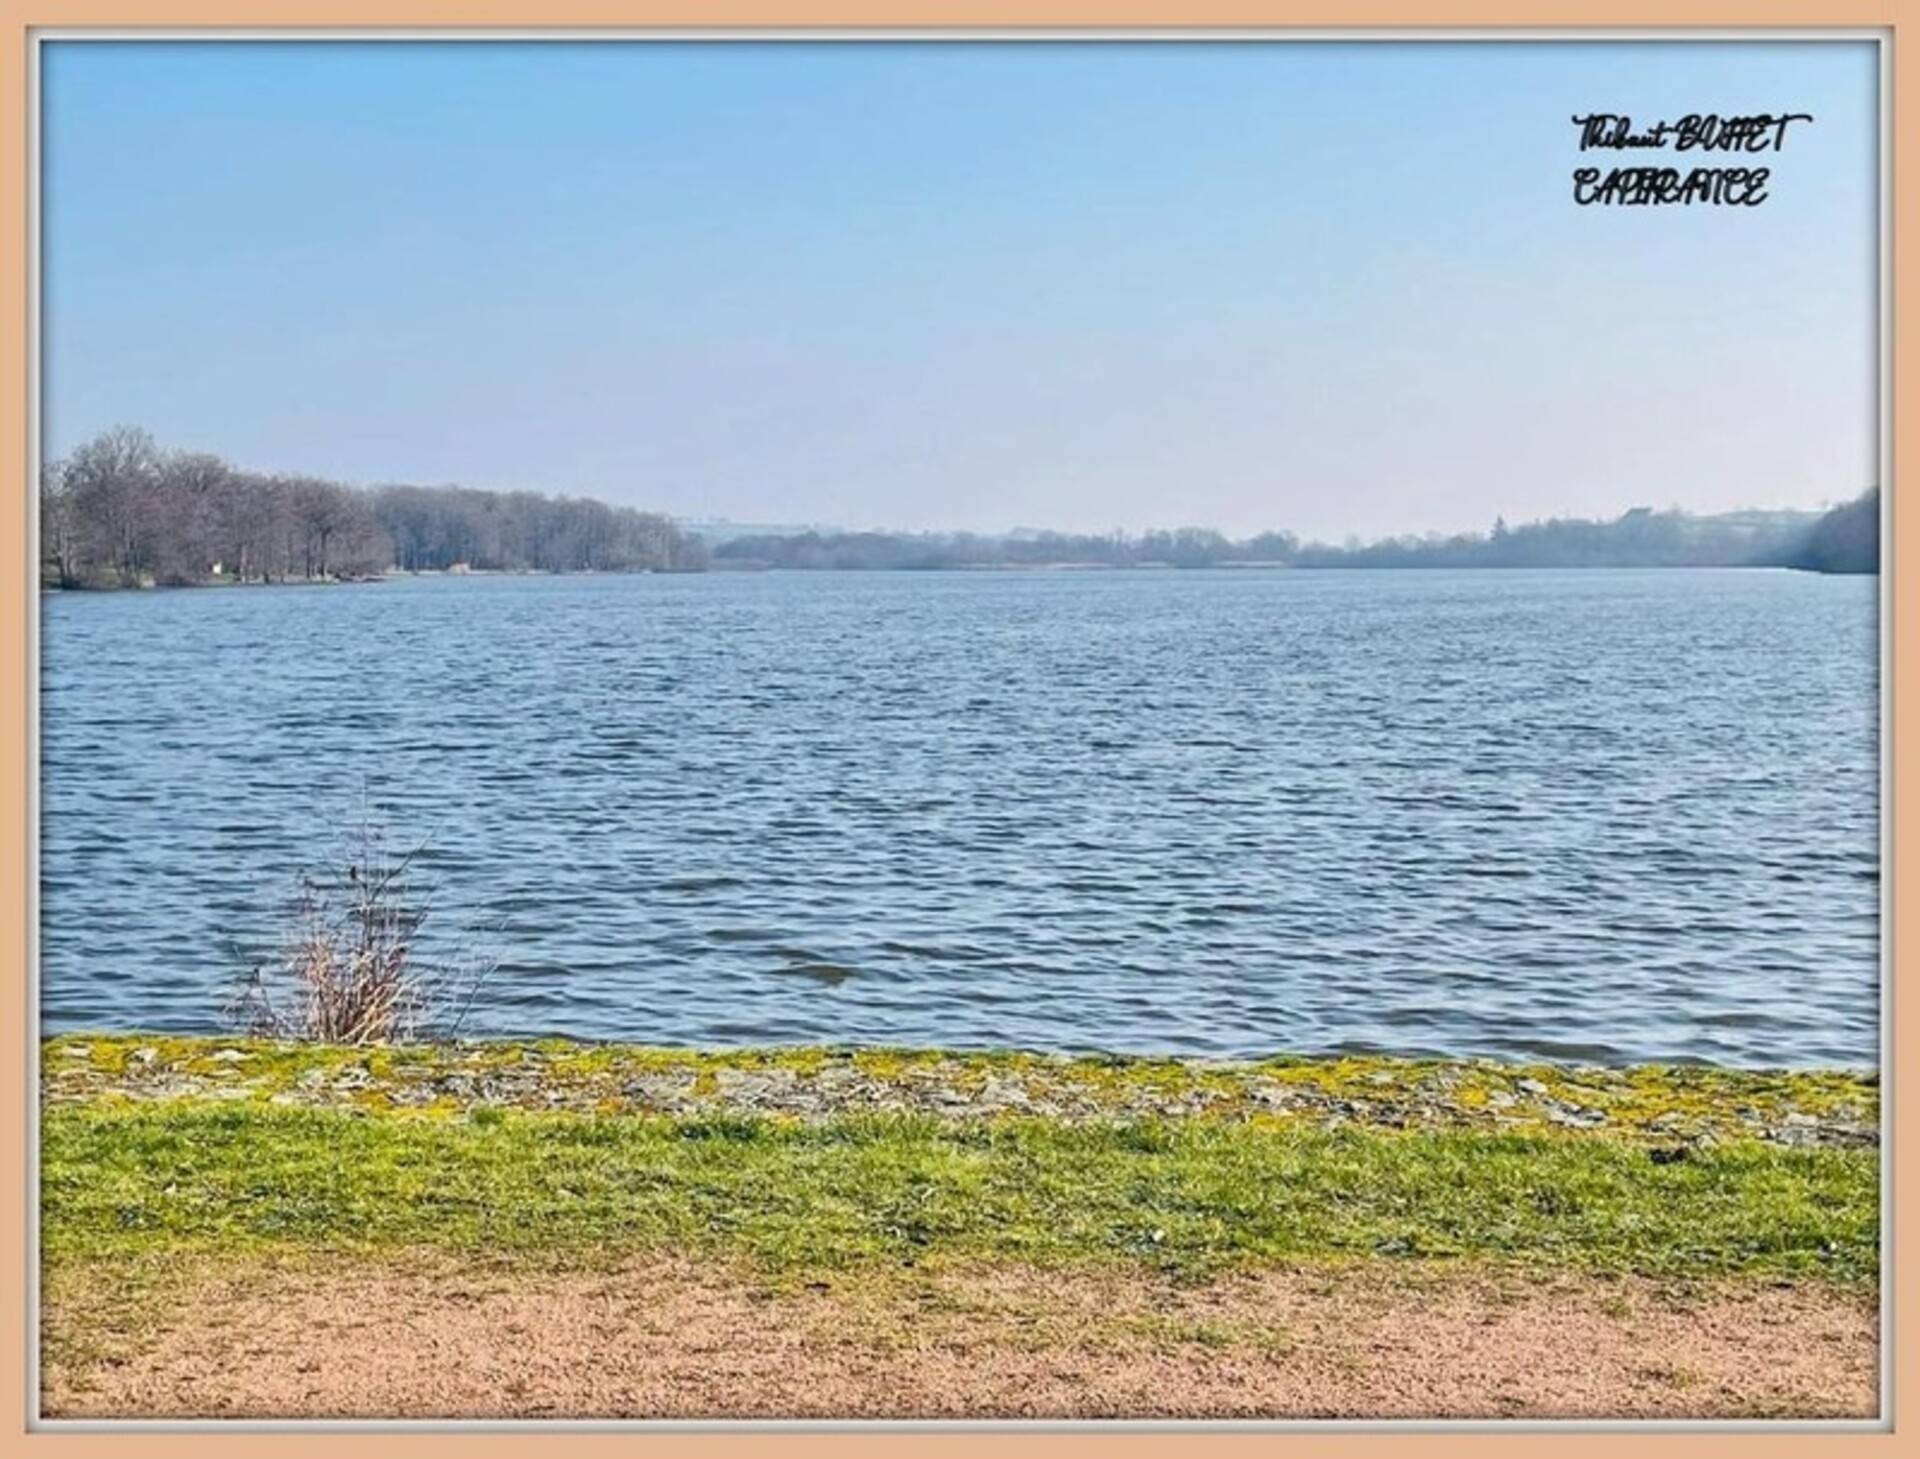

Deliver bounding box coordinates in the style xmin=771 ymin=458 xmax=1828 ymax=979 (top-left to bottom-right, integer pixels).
xmin=712 ymin=500 xmax=1874 ymax=573
xmin=709 ymin=526 xmax=1304 ymax=572
xmin=1781 ymin=489 xmax=1879 ymax=574
xmin=1291 ymin=505 xmax=1831 ymax=570
xmin=40 ymin=426 xmax=705 ymax=589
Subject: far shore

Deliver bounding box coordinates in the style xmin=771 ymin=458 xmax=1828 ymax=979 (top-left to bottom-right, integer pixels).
xmin=39 ymin=557 xmax=1876 ymax=594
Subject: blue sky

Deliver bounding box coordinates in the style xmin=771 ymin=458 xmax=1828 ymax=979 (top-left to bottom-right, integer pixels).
xmin=41 ymin=39 xmax=1878 ymax=539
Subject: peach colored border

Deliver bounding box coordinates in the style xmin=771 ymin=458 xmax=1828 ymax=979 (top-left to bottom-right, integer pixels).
xmin=3 ymin=7 xmax=1906 ymax=1453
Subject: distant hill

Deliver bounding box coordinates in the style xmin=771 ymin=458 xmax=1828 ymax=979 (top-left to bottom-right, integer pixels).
xmin=677 ymin=518 xmax=845 ymax=546
xmin=1291 ymin=505 xmax=1823 ymax=570
xmin=1782 ymin=489 xmax=1879 ymax=575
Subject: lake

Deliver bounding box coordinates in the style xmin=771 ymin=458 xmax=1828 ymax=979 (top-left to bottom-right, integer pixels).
xmin=37 ymin=567 xmax=1880 ymax=1067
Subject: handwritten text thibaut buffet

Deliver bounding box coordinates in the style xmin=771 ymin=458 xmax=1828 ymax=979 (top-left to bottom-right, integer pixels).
xmin=1571 ymin=112 xmax=1813 ymax=206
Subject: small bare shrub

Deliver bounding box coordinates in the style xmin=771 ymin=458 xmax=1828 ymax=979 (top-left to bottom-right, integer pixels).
xmin=226 ymin=812 xmax=496 ymax=1044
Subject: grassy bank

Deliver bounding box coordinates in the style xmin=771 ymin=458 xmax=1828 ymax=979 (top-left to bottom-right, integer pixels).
xmin=45 ymin=1100 xmax=1877 ymax=1282
xmin=41 ymin=1035 xmax=1879 ymax=1285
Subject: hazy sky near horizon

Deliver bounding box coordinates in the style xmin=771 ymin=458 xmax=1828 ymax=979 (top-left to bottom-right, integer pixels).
xmin=43 ymin=39 xmax=1877 ymax=540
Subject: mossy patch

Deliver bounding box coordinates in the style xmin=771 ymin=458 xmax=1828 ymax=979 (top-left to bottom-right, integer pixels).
xmin=39 ymin=1033 xmax=1879 ymax=1148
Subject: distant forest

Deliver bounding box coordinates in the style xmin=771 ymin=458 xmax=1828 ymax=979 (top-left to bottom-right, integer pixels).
xmin=710 ymin=495 xmax=1878 ymax=574
xmin=1780 ymin=488 xmax=1880 ymax=575
xmin=38 ymin=427 xmax=1878 ymax=587
xmin=39 ymin=426 xmax=707 ymax=589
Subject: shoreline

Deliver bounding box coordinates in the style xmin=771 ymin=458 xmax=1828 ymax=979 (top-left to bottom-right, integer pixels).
xmin=41 ymin=559 xmax=1875 ymax=593
xmin=41 ymin=1034 xmax=1879 ymax=1148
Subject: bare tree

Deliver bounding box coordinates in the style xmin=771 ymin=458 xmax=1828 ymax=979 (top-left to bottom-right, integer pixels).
xmin=39 ymin=458 xmax=77 ymax=589
xmin=151 ymin=450 xmax=233 ymax=584
xmin=64 ymin=425 xmax=162 ymax=586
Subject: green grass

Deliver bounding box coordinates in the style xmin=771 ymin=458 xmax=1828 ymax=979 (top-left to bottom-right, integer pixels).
xmin=41 ymin=1100 xmax=1877 ymax=1285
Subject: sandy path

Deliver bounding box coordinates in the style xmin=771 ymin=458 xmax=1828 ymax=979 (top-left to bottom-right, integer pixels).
xmin=42 ymin=1255 xmax=1877 ymax=1420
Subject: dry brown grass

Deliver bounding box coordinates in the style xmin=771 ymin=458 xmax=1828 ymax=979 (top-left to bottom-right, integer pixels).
xmin=224 ymin=813 xmax=491 ymax=1044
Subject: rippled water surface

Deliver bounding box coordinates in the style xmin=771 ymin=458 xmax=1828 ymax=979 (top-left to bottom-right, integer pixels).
xmin=39 ymin=569 xmax=1879 ymax=1066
